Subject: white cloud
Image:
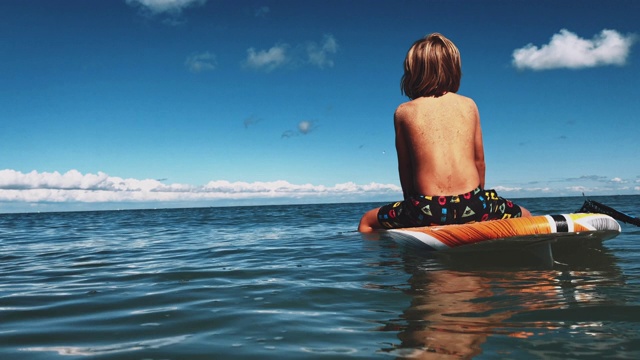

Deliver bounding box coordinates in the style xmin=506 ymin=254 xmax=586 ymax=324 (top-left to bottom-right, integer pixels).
xmin=185 ymin=52 xmax=216 ymax=73
xmin=126 ymin=0 xmax=206 ymax=14
xmin=245 ymin=35 xmax=339 ymax=72
xmin=244 ymin=44 xmax=289 ymax=72
xmin=254 ymin=6 xmax=270 ymax=18
xmin=306 ymin=35 xmax=338 ymax=68
xmin=0 ymin=169 xmax=112 ymax=190
xmin=493 ymin=185 xmax=523 ymax=192
xmin=298 ymin=120 xmax=315 ymax=134
xmin=494 ymin=186 xmax=553 ymax=194
xmin=566 ymin=185 xmax=590 ymax=193
xmin=0 ymin=169 xmax=401 ymax=204
xmin=512 ymin=29 xmax=635 ymax=70
xmin=282 ymin=120 xmax=317 ymax=138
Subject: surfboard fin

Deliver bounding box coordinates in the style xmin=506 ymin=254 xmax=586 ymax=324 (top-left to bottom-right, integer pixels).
xmin=578 ymin=199 xmax=640 ymax=227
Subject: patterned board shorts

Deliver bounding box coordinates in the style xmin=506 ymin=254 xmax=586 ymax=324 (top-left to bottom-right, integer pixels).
xmin=377 ymin=186 xmax=523 ymax=229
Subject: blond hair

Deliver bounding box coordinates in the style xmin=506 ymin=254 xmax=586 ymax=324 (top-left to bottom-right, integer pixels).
xmin=401 ymin=33 xmax=461 ymax=99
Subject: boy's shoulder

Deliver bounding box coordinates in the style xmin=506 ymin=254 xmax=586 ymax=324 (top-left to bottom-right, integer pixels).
xmin=395 ymin=94 xmax=479 ymax=124
xmin=394 ymin=100 xmax=416 ymax=122
xmin=396 ymin=93 xmax=476 ymax=112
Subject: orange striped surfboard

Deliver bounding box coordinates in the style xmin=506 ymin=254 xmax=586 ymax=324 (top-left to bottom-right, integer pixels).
xmin=386 ymin=213 xmax=621 ymax=252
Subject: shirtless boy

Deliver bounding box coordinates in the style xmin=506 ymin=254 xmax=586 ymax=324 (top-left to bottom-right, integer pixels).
xmin=358 ymin=33 xmax=530 ymax=232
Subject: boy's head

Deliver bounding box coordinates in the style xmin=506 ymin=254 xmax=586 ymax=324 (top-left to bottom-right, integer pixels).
xmin=401 ymin=33 xmax=461 ymax=99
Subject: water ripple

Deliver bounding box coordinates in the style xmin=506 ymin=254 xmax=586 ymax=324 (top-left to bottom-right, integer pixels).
xmin=1 ymin=199 xmax=640 ymax=359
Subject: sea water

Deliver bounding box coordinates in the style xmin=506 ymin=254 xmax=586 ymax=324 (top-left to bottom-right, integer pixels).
xmin=1 ymin=195 xmax=639 ymax=359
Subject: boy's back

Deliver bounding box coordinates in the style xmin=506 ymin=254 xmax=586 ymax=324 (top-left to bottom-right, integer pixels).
xmin=394 ymin=92 xmax=484 ymax=197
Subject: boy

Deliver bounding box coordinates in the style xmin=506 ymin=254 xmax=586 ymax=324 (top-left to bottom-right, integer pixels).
xmin=358 ymin=33 xmax=530 ymax=232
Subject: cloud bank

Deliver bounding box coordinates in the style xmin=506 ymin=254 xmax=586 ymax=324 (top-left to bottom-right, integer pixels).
xmin=0 ymin=169 xmax=401 ymax=205
xmin=1 ymin=170 xmax=637 ymax=213
xmin=494 ymin=174 xmax=640 ymax=198
xmin=513 ymin=29 xmax=635 ymax=70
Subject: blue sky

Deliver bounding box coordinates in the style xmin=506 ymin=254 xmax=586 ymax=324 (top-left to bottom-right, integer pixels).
xmin=1 ymin=0 xmax=638 ymax=213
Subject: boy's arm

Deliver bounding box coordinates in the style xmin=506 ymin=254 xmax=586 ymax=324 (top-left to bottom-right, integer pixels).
xmin=394 ymin=109 xmax=414 ymax=197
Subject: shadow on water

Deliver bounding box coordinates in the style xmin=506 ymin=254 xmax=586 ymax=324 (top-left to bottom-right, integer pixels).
xmin=376 ymin=236 xmax=627 ymax=359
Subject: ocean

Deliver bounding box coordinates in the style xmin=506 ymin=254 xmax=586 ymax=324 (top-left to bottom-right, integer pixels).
xmin=1 ymin=195 xmax=639 ymax=359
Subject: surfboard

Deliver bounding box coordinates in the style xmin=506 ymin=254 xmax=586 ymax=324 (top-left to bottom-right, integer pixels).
xmin=384 ymin=213 xmax=621 ymax=253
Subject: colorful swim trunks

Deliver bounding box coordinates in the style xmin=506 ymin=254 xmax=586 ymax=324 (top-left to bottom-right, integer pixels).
xmin=377 ymin=186 xmax=522 ymax=229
